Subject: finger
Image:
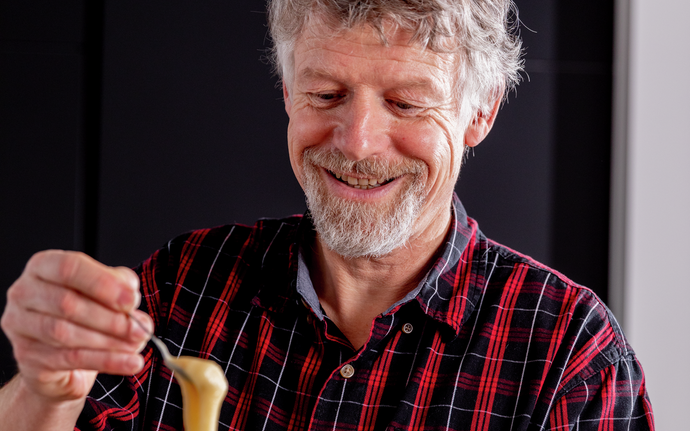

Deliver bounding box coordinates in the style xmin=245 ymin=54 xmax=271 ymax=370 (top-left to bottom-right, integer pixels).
xmin=15 ymin=337 xmax=145 ymax=376
xmin=24 ymin=250 xmax=140 ymax=312
xmin=13 ymin=277 xmax=150 ymax=343
xmin=4 ymin=307 xmax=147 ymax=352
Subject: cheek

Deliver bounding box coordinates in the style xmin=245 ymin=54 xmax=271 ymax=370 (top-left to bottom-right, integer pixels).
xmin=288 ymin=106 xmax=334 ymax=148
xmin=394 ymin=121 xmax=459 ymax=183
xmin=287 ymin=121 xmax=307 ymax=188
xmin=287 ymin=109 xmax=335 ymax=185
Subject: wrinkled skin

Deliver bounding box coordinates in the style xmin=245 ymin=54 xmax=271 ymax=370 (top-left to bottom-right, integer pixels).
xmin=285 ymin=24 xmax=467 ymax=249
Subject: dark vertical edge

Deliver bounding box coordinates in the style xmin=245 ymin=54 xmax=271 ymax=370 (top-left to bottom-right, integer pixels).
xmin=78 ymin=0 xmax=105 ymax=257
xmin=550 ymin=0 xmax=615 ymax=303
xmin=608 ymin=0 xmax=631 ymax=328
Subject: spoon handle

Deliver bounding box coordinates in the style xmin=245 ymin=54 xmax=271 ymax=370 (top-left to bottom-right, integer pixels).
xmin=128 ymin=313 xmax=190 ymax=380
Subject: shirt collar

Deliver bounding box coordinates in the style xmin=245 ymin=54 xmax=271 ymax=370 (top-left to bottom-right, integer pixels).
xmin=411 ymin=194 xmax=486 ymax=334
xmin=255 ymin=194 xmax=486 ymax=336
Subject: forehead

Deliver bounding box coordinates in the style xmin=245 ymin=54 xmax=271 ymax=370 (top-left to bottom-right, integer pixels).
xmin=291 ymin=22 xmax=457 ymax=91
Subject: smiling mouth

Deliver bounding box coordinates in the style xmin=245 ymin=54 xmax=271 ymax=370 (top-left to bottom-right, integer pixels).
xmin=328 ymin=170 xmax=394 ymax=190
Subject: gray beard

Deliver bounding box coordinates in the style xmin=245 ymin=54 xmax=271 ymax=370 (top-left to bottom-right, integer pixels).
xmin=301 ymin=148 xmax=427 ymax=258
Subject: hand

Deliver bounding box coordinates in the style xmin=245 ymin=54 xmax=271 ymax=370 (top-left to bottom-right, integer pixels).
xmin=0 ymin=250 xmax=153 ymax=402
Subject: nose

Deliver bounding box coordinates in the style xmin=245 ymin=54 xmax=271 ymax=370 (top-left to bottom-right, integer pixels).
xmin=333 ymin=94 xmax=390 ymax=161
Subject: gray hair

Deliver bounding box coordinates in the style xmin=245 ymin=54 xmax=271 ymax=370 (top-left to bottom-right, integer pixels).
xmin=267 ymin=0 xmax=523 ymax=123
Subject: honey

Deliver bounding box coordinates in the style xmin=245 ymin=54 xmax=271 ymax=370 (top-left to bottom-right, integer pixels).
xmin=169 ymin=356 xmax=228 ymax=431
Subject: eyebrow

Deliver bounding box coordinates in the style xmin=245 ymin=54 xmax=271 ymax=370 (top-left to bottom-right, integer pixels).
xmin=297 ymin=66 xmax=445 ymax=93
xmin=296 ymin=67 xmax=340 ymax=83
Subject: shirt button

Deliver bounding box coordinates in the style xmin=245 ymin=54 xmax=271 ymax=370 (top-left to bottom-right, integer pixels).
xmin=306 ymin=315 xmax=313 ymax=325
xmin=340 ymin=364 xmax=355 ymax=379
xmin=402 ymin=323 xmax=414 ymax=334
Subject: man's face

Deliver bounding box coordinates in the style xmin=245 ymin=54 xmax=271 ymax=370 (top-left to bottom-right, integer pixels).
xmin=283 ymin=23 xmax=470 ymax=257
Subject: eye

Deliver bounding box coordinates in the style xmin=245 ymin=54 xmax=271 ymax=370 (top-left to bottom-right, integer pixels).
xmin=308 ymin=92 xmax=345 ymax=108
xmin=317 ymin=93 xmax=339 ymax=100
xmin=312 ymin=92 xmax=345 ymax=102
xmin=387 ymin=99 xmax=423 ymax=115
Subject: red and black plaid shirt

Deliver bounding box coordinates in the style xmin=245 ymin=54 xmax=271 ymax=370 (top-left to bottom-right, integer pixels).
xmin=77 ymin=196 xmax=654 ymax=430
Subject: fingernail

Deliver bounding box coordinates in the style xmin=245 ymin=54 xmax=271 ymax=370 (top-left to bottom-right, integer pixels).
xmin=132 ymin=289 xmax=141 ymax=309
xmin=127 ymin=271 xmax=140 ymax=289
xmin=130 ymin=312 xmax=153 ymax=339
xmin=131 ymin=319 xmax=148 ymax=339
xmin=127 ymin=355 xmax=144 ymax=373
xmin=118 ymin=269 xmax=139 ymax=290
xmin=118 ymin=289 xmax=135 ymax=309
xmin=143 ymin=315 xmax=154 ymax=334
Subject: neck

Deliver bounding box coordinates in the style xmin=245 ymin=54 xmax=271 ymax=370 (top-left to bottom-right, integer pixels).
xmin=308 ymin=205 xmax=451 ymax=350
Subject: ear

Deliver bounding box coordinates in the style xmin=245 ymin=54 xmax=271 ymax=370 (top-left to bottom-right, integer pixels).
xmin=283 ymin=81 xmax=292 ymax=117
xmin=464 ymin=94 xmax=502 ymax=148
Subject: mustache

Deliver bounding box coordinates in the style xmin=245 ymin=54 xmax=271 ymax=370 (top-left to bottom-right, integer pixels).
xmin=302 ymin=147 xmax=426 ymax=179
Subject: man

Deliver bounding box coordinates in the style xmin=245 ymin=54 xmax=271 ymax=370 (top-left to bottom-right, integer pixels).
xmin=0 ymin=0 xmax=654 ymax=430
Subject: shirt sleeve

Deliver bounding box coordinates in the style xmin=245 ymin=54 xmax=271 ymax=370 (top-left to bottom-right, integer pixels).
xmin=545 ymin=353 xmax=655 ymax=430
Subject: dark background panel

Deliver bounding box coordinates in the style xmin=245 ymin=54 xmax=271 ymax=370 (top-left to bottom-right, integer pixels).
xmin=0 ymin=0 xmax=83 ymax=42
xmin=512 ymin=0 xmax=557 ymax=60
xmin=0 ymin=0 xmax=614 ymax=384
xmin=551 ymin=72 xmax=612 ymax=294
xmin=551 ymin=0 xmax=613 ymax=296
xmin=0 ymin=0 xmax=85 ymax=383
xmin=0 ymin=52 xmax=81 ymax=276
xmin=0 ymin=52 xmax=83 ymax=382
xmin=457 ymin=69 xmax=556 ymax=265
xmin=97 ymin=1 xmax=303 ymax=267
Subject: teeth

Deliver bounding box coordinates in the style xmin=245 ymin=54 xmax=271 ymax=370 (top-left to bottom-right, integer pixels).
xmin=333 ymin=172 xmax=389 ymax=189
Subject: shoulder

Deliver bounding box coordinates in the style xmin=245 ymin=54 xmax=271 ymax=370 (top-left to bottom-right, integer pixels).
xmin=146 ymin=215 xmax=302 ymax=274
xmin=478 ymin=235 xmax=633 ymax=389
xmin=169 ymin=215 xmax=303 ymax=258
xmin=478 ymin=240 xmax=654 ymax=426
xmin=136 ymin=215 xmax=303 ymax=320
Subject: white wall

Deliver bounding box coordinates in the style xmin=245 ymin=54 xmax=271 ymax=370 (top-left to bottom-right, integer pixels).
xmin=624 ymin=0 xmax=690 ymax=428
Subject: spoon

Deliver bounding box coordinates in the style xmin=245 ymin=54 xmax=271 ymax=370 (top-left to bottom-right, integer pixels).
xmin=128 ymin=313 xmax=191 ymax=381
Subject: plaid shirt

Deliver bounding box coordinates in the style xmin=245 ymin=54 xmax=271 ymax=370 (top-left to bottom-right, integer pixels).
xmin=77 ymin=196 xmax=654 ymax=430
